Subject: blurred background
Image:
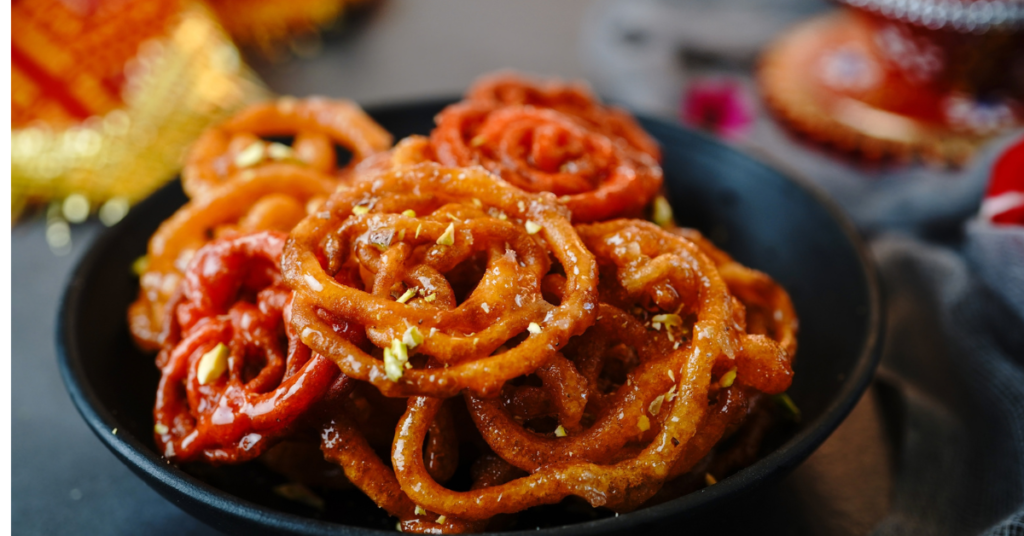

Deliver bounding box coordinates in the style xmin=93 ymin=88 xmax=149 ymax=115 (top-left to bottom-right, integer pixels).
xmin=11 ymin=0 xmax=1024 ymax=534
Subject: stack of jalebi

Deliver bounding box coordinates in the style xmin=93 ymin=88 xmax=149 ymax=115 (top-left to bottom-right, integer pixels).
xmin=132 ymin=74 xmax=798 ymax=533
xmin=128 ymin=97 xmax=392 ymax=351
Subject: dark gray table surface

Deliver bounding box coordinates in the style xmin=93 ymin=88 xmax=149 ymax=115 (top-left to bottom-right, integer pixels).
xmin=12 ymin=1 xmax=894 ymax=534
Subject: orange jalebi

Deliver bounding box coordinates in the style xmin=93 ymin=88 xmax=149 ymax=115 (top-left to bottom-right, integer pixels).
xmin=183 ymin=96 xmax=392 ymax=199
xmin=389 ymin=220 xmax=795 ymax=521
xmin=431 ymin=75 xmax=663 ymax=223
xmin=129 ymin=98 xmax=391 ymax=351
xmin=131 ymin=75 xmax=800 ymax=534
xmin=466 ymin=72 xmax=662 ymax=160
xmin=282 ymin=158 xmax=599 ymax=398
xmin=128 ymin=167 xmax=337 ymax=351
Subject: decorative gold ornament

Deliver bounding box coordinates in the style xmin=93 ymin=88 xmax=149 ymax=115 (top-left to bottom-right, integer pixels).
xmin=12 ymin=3 xmax=270 ymax=224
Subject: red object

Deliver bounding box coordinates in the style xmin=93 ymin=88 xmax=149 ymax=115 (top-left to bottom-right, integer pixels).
xmin=982 ymin=137 xmax=1024 ymax=226
xmin=153 ymin=231 xmax=343 ymax=464
xmin=759 ymin=8 xmax=1024 ymax=164
xmin=680 ymin=79 xmax=754 ymax=141
xmin=11 ymin=0 xmax=182 ymax=128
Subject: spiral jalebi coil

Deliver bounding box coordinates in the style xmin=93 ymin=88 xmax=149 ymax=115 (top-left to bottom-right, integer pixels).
xmin=275 ymin=143 xmax=600 ymax=530
xmin=465 ymin=72 xmax=662 ymax=160
xmin=266 ymin=132 xmax=796 ymax=530
xmin=431 ymin=75 xmax=664 ymax=223
xmin=283 ymin=157 xmax=600 ymax=398
xmin=129 ymin=97 xmax=391 ymax=351
xmin=135 ymin=77 xmax=800 ymax=534
xmin=153 ymin=231 xmax=344 ymax=464
xmin=387 ymin=220 xmax=795 ymax=524
xmin=183 ymin=96 xmax=392 ymax=199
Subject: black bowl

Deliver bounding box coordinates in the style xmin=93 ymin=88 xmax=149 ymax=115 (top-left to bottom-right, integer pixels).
xmin=57 ymin=99 xmax=883 ymax=535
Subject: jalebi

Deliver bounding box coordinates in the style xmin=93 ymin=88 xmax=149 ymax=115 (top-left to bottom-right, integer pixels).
xmin=153 ymin=232 xmax=341 ymax=463
xmin=129 ymin=98 xmax=391 ymax=351
xmin=131 ymin=74 xmax=800 ymax=534
xmin=389 ymin=220 xmax=794 ymax=520
xmin=282 ymin=159 xmax=599 ymax=398
xmin=431 ymin=75 xmax=663 ymax=223
xmin=183 ymin=96 xmax=392 ymax=199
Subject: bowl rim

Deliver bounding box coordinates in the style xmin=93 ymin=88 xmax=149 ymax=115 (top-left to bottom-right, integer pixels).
xmin=56 ymin=98 xmax=884 ymax=535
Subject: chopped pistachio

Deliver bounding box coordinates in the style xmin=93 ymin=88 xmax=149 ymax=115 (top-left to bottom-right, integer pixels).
xmin=652 ymin=313 xmax=683 ymax=328
xmin=648 ymin=394 xmax=666 ymax=416
xmin=436 ymin=515 xmax=448 ymax=524
xmin=774 ymin=392 xmax=802 ymax=422
xmin=497 ymin=212 xmax=508 ymax=221
xmin=234 ymin=141 xmax=266 ymax=168
xmin=665 ymin=385 xmax=678 ymax=402
xmin=415 ymin=223 xmax=423 ymax=238
xmin=392 ymin=338 xmax=408 ymax=365
xmin=471 ymin=198 xmax=482 ymax=207
xmin=402 ymin=209 xmax=417 ymax=217
xmin=424 ymin=293 xmax=437 ymax=303
xmin=527 ymin=322 xmax=542 ymax=334
xmin=651 ymin=195 xmax=674 ymax=228
xmin=304 ymin=274 xmax=323 ymax=292
xmin=637 ymin=414 xmax=651 ymax=432
xmin=154 ymin=423 xmax=169 ymax=435
xmin=131 ymin=255 xmax=149 ymax=276
xmin=470 ymin=135 xmax=486 ymax=147
xmin=384 ymin=348 xmax=403 ymax=382
xmin=384 ymin=338 xmax=410 ymax=382
xmin=437 ymin=223 xmax=456 ymax=246
xmin=525 ymin=221 xmax=542 ymax=235
xmin=554 ymin=425 xmax=567 ymax=438
xmin=267 ymin=142 xmax=296 ymax=161
xmin=352 ymin=205 xmax=370 ymax=215
xmin=651 ymin=322 xmax=662 ymax=331
xmin=403 ymin=326 xmax=425 ymax=348
xmin=719 ymin=367 xmax=738 ymax=388
xmin=112 ymin=428 xmax=118 ymax=435
xmin=414 ymin=505 xmax=427 ymax=516
xmin=197 ymin=343 xmax=229 ymax=385
xmin=396 ymin=288 xmax=418 ymax=304
xmin=705 ymin=473 xmax=717 ymax=486
xmin=397 ymin=229 xmax=406 ymax=241
xmin=396 ymin=521 xmax=403 ymax=532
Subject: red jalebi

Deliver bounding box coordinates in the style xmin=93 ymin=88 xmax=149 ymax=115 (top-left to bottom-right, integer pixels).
xmin=153 ymin=231 xmax=341 ymax=463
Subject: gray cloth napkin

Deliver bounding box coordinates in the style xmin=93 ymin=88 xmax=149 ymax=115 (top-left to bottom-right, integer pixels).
xmin=583 ymin=1 xmax=1024 ymax=533
xmin=870 ymin=222 xmax=1024 ymax=536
